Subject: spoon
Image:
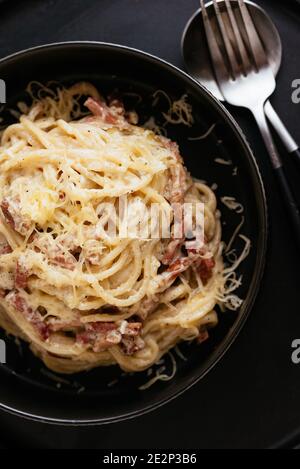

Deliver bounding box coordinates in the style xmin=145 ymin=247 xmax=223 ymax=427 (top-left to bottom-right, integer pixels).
xmin=181 ymin=0 xmax=299 ymax=157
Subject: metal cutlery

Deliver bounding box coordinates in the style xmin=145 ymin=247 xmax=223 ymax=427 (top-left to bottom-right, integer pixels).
xmin=200 ymin=0 xmax=300 ymax=245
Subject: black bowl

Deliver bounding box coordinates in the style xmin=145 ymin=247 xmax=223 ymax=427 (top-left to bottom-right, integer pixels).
xmin=0 ymin=42 xmax=267 ymax=425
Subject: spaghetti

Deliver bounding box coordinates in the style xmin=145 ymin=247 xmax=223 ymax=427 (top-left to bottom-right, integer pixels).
xmin=0 ymin=82 xmax=243 ymax=375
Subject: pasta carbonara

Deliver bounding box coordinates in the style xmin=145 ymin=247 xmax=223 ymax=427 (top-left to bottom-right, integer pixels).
xmin=0 ymin=82 xmax=240 ymax=375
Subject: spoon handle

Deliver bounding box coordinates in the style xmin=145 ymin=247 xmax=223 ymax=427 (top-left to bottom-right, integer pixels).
xmin=264 ymin=101 xmax=300 ymax=170
xmin=252 ymin=105 xmax=300 ymax=248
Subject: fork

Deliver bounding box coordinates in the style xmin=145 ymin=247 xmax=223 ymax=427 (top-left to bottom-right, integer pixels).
xmin=201 ymin=0 xmax=300 ymax=245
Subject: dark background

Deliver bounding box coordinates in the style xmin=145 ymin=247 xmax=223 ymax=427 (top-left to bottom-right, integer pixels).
xmin=0 ymin=0 xmax=299 ymax=449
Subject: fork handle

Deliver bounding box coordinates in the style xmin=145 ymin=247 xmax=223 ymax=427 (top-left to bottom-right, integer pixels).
xmin=264 ymin=101 xmax=299 ymax=153
xmin=252 ymin=106 xmax=300 ymax=247
xmin=264 ymin=101 xmax=300 ymax=172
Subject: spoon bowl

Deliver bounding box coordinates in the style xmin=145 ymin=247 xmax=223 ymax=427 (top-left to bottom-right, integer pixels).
xmin=181 ymin=0 xmax=282 ymax=101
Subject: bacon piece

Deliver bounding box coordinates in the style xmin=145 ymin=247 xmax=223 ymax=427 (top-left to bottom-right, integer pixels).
xmin=0 ymin=289 xmax=6 ymax=298
xmin=77 ymin=322 xmax=121 ymax=352
xmin=49 ymin=319 xmax=82 ymax=332
xmin=167 ymin=256 xmax=196 ymax=277
xmin=169 ymin=165 xmax=187 ymax=205
xmin=158 ymin=253 xmax=204 ymax=293
xmin=0 ymin=198 xmax=31 ymax=236
xmin=86 ymin=322 xmax=117 ymax=333
xmin=160 ymin=139 xmax=189 ymax=266
xmin=7 ymin=291 xmax=29 ymax=314
xmin=198 ymin=258 xmax=215 ymax=284
xmin=15 ymin=261 xmax=29 ymax=289
xmin=51 ymin=252 xmax=77 ymax=270
xmin=6 ymin=291 xmax=50 ymax=340
xmin=34 ymin=321 xmax=50 ymax=341
xmin=120 ymin=322 xmax=144 ymax=355
xmin=84 ymin=96 xmax=132 ymax=129
xmin=77 ymin=320 xmax=143 ymax=354
xmin=161 ymin=140 xmax=186 ymax=202
xmin=121 ymin=335 xmax=145 ymax=355
xmin=77 ymin=322 xmax=117 ymax=340
xmin=0 ymin=231 xmax=12 ymax=256
xmin=85 ymin=97 xmax=119 ymax=125
xmin=34 ymin=238 xmax=77 ymax=271
xmin=0 ymin=243 xmax=12 ymax=255
xmin=1 ymin=199 xmax=15 ymax=229
xmin=167 ymin=251 xmax=215 ymax=285
xmin=162 ymin=238 xmax=184 ymax=266
xmin=121 ymin=322 xmax=142 ymax=336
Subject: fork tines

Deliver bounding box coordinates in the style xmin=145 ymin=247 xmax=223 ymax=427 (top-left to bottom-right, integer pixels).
xmin=200 ymin=0 xmax=268 ymax=79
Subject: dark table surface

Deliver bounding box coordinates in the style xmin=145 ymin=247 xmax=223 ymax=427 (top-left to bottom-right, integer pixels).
xmin=0 ymin=0 xmax=299 ymax=449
